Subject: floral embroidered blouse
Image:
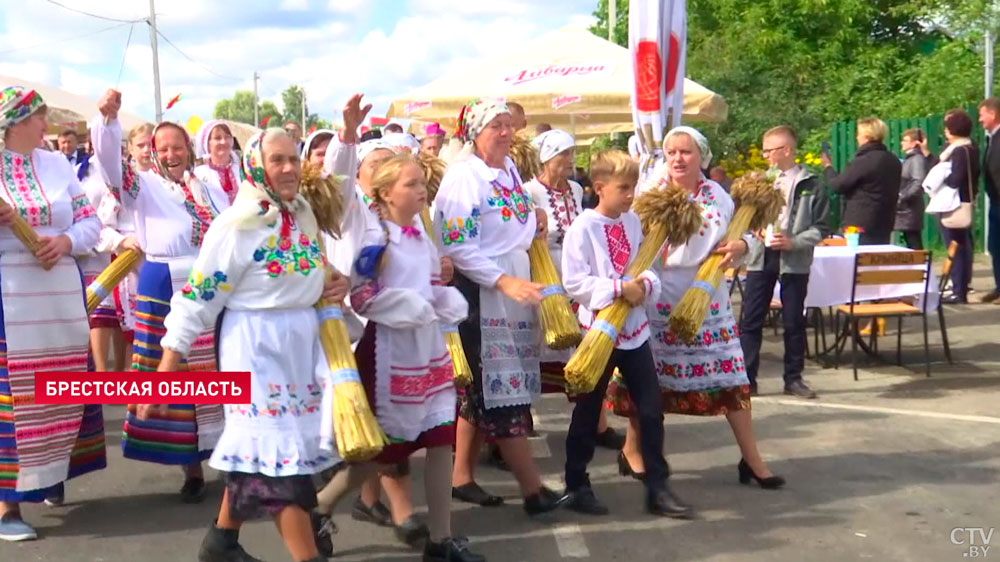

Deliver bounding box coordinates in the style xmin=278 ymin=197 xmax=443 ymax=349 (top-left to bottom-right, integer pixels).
xmin=0 ymin=147 xmax=99 ymax=255
xmin=561 ymin=209 xmax=660 ymax=351
xmin=434 ymin=154 xmax=535 ymax=287
xmin=160 ymin=210 xmax=327 ymax=355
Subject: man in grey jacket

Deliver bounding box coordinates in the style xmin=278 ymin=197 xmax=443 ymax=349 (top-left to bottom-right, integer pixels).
xmin=740 ymin=126 xmax=829 ymax=398
xmin=894 ymin=128 xmax=931 ymax=249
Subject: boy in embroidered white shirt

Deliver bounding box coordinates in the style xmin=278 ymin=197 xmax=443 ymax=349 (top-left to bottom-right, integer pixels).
xmin=560 ymin=150 xmax=690 ymax=518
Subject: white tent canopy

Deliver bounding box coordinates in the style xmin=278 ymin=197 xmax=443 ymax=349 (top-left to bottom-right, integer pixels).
xmin=388 ymin=26 xmax=727 ymax=137
xmin=0 ymin=74 xmax=149 ymax=135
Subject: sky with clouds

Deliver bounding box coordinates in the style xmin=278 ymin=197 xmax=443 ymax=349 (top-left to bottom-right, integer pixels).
xmin=0 ymin=0 xmax=599 ymax=126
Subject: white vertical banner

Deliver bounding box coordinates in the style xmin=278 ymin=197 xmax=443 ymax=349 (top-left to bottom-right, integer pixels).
xmin=629 ymin=0 xmax=687 ymax=154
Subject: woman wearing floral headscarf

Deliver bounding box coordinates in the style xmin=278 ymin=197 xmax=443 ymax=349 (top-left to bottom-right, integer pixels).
xmin=91 ymin=89 xmax=231 ymax=503
xmin=154 ymin=128 xmax=348 ymax=562
xmin=194 ymin=119 xmax=242 ymax=205
xmin=434 ymin=98 xmax=563 ymax=515
xmin=0 ymin=86 xmax=105 ymax=542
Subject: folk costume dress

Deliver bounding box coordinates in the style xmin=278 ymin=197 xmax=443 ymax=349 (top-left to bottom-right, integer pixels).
xmin=0 ymin=86 xmax=106 ymax=502
xmin=523 ymin=176 xmax=582 ymax=393
xmin=609 ymin=178 xmax=751 ymax=417
xmin=161 ymin=132 xmax=337 ymax=518
xmin=193 ymin=119 xmax=241 ymax=206
xmin=77 ymin=155 xmax=126 ymax=330
xmin=435 ymin=153 xmax=541 ymax=438
xmin=92 ymin=117 xmax=230 ymax=465
xmin=350 ymin=221 xmax=467 ymax=463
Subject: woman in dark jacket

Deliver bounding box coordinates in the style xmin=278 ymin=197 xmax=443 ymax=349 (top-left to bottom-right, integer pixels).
xmin=895 ymin=128 xmax=931 ymax=249
xmin=938 ymin=109 xmax=980 ymax=304
xmin=821 ymin=117 xmax=902 ymax=244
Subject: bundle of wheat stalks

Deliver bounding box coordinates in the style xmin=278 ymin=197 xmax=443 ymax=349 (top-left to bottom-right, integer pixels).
xmin=528 ymin=238 xmax=582 ymax=350
xmin=86 ymin=249 xmax=142 ymax=313
xmin=564 ymin=183 xmax=703 ymax=393
xmin=304 ymin=180 xmax=385 ymax=461
xmin=667 ymin=171 xmax=785 ymax=343
xmin=316 ymin=292 xmax=388 ymax=461
xmin=0 ymin=199 xmax=48 ymax=268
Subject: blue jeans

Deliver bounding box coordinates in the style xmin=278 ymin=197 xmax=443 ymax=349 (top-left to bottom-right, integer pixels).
xmin=989 ymin=202 xmax=1000 ymax=291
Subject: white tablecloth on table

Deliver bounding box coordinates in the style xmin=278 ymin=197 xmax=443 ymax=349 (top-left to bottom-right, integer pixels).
xmin=773 ymin=244 xmax=940 ymax=311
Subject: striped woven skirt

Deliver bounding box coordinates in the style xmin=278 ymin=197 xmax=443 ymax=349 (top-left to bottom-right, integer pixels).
xmin=0 ymin=253 xmax=106 ymax=501
xmin=121 ymin=259 xmax=223 ymax=466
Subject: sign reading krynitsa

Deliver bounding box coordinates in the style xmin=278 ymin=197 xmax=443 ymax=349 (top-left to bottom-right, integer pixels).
xmin=505 ymin=63 xmax=613 ymax=86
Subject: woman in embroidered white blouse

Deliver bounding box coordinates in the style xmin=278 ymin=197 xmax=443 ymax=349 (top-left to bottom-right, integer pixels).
xmin=435 ymin=98 xmax=563 ymax=515
xmin=611 ymin=127 xmax=784 ymax=491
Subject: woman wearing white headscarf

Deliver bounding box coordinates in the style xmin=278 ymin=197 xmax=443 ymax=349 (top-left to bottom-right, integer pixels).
xmin=434 ymin=98 xmax=562 ymax=515
xmin=302 ymin=128 xmax=337 ymax=169
xmin=609 ymin=126 xmax=784 ymax=493
xmin=194 ymin=119 xmax=241 ymax=205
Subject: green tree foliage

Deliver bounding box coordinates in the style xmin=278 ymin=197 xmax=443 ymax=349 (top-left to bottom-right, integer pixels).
xmin=281 ymin=85 xmax=321 ymax=128
xmin=213 ymin=90 xmax=281 ymax=127
xmin=589 ymin=0 xmax=995 ymax=162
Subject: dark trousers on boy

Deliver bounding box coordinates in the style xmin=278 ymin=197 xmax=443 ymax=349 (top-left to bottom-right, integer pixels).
xmin=564 ymin=342 xmax=673 ymax=508
xmin=740 ymin=248 xmax=812 ymax=394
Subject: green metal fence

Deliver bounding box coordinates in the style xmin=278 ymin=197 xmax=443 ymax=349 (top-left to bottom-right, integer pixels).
xmin=828 ymin=108 xmax=986 ymax=252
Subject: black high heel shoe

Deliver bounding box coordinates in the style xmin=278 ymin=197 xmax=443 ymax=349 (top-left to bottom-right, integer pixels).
xmin=738 ymin=459 xmax=785 ymax=489
xmin=617 ymin=451 xmax=645 ymax=481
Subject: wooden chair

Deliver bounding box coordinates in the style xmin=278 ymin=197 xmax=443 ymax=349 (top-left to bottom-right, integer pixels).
xmin=834 ymin=250 xmax=934 ymax=380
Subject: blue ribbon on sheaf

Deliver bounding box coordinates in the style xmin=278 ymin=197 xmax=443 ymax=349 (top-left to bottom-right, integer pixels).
xmin=330 ymin=367 xmax=361 ymax=386
xmin=88 ymin=282 xmax=109 ymax=301
xmin=591 ymin=319 xmax=618 ymax=341
xmin=354 ymin=245 xmax=386 ymax=279
xmin=317 ymin=305 xmax=345 ymax=322
xmin=440 ymin=324 xmax=458 ymax=334
xmin=621 ymin=275 xmax=634 ymax=282
xmin=692 ymin=280 xmax=715 ymax=294
xmin=540 ymin=285 xmax=566 ymax=298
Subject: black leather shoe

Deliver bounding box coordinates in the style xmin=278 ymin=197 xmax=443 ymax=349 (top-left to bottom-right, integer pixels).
xmin=452 ymin=482 xmax=504 ymax=507
xmin=523 ymin=486 xmax=566 ymax=516
xmin=646 ymin=487 xmax=694 ymax=519
xmin=595 ymin=427 xmax=625 ymax=450
xmin=311 ymin=510 xmax=336 ymax=558
xmin=617 ymin=451 xmax=645 ymax=481
xmin=783 ymin=381 xmax=817 ymax=399
xmin=738 ymin=459 xmax=786 ymax=489
xmin=198 ymin=523 xmax=265 ymax=562
xmin=352 ymin=496 xmax=392 ymax=526
xmin=942 ymin=295 xmax=968 ymax=304
xmin=394 ymin=515 xmax=430 ymax=548
xmin=180 ymin=477 xmax=207 ymax=504
xmin=564 ymin=486 xmax=609 ymax=516
xmin=423 ymin=536 xmax=486 ymax=562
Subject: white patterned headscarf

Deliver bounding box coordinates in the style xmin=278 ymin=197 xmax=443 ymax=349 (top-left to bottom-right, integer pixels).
xmin=664 ymin=126 xmax=713 ymax=170
xmin=194 ymin=119 xmax=233 ymax=159
xmin=532 ymin=129 xmax=575 ymax=163
xmin=455 ymin=98 xmax=510 ymax=143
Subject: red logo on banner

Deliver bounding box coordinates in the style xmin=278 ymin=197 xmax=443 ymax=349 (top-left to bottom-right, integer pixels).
xmin=665 ymin=33 xmax=681 ymax=95
xmin=34 ymin=372 xmax=252 ymax=404
xmin=635 ymin=40 xmax=662 ymax=112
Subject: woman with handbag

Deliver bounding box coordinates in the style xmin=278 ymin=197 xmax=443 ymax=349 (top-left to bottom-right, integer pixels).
xmin=937 ymin=109 xmax=980 ymax=304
